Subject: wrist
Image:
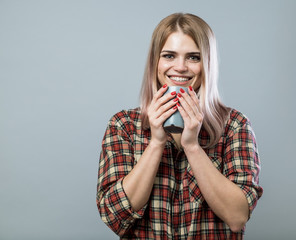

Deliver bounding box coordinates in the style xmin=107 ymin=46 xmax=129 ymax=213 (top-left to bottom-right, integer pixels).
xmin=183 ymin=142 xmax=202 ymax=155
xmin=149 ymin=138 xmax=166 ymax=149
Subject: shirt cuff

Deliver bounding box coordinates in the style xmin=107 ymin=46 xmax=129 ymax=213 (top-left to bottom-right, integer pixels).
xmin=239 ymin=184 xmax=260 ymax=219
xmin=106 ymin=178 xmax=147 ymax=227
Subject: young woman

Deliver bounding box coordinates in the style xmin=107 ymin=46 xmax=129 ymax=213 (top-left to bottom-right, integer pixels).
xmin=97 ymin=13 xmax=263 ymax=239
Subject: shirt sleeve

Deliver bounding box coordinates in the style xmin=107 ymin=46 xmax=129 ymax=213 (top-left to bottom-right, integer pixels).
xmin=223 ymin=118 xmax=263 ymax=218
xmin=96 ymin=113 xmax=147 ymax=236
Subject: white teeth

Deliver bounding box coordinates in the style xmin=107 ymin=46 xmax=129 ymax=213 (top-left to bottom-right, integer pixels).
xmin=170 ymin=76 xmax=190 ymax=82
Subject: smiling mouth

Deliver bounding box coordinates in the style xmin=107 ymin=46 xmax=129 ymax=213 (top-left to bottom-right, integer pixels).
xmin=168 ymin=76 xmax=192 ymax=82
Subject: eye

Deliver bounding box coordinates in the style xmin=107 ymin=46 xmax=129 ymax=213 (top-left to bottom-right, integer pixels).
xmin=187 ymin=55 xmax=201 ymax=62
xmin=161 ymin=54 xmax=175 ymax=60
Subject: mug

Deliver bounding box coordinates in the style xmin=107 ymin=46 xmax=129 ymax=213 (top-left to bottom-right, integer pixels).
xmin=163 ymin=86 xmax=189 ymax=133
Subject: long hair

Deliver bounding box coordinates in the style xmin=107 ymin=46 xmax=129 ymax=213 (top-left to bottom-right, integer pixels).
xmin=139 ymin=13 xmax=230 ymax=148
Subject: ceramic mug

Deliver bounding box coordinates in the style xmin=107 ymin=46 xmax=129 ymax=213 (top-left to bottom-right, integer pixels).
xmin=163 ymin=86 xmax=189 ymax=133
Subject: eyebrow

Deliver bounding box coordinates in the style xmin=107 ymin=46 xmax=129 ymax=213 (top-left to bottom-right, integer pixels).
xmin=161 ymin=50 xmax=200 ymax=55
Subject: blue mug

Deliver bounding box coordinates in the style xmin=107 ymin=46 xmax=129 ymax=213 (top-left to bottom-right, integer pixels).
xmin=163 ymin=86 xmax=189 ymax=133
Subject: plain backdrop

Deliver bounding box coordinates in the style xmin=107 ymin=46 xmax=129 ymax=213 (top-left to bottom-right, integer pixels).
xmin=1 ymin=0 xmax=295 ymax=239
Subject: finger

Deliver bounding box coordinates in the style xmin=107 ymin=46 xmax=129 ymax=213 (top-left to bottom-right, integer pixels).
xmin=176 ymin=102 xmax=190 ymax=122
xmin=148 ymin=87 xmax=178 ymax=122
xmin=156 ymin=104 xmax=178 ymax=125
xmin=188 ymin=86 xmax=202 ymax=114
xmin=179 ymin=87 xmax=203 ymax=117
xmin=177 ymin=101 xmax=203 ymax=130
xmin=177 ymin=91 xmax=198 ymax=119
xmin=154 ymin=97 xmax=178 ymax=119
xmin=152 ymin=103 xmax=178 ymax=128
xmin=153 ymin=90 xmax=177 ymax=112
xmin=181 ymin=91 xmax=204 ymax=124
xmin=150 ymin=84 xmax=168 ymax=106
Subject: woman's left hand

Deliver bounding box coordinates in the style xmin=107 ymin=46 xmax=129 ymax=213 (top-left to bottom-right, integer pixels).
xmin=177 ymin=87 xmax=204 ymax=150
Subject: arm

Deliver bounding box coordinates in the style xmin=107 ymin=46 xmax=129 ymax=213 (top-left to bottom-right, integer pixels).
xmin=184 ymin=144 xmax=249 ymax=232
xmin=123 ymin=84 xmax=178 ymax=211
xmin=96 ymin=113 xmax=146 ymax=236
xmin=177 ymin=88 xmax=262 ymax=232
xmin=122 ymin=140 xmax=164 ymax=211
xmin=97 ymin=85 xmax=178 ymax=235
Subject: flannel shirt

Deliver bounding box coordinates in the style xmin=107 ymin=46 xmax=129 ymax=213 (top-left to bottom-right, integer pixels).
xmin=97 ymin=108 xmax=263 ymax=240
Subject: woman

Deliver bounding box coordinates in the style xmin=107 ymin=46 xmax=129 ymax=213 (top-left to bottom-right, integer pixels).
xmin=97 ymin=13 xmax=263 ymax=239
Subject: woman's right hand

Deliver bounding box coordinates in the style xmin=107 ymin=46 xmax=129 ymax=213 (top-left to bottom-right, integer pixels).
xmin=147 ymin=84 xmax=178 ymax=146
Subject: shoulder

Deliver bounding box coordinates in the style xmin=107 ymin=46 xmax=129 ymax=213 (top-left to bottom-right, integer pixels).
xmin=107 ymin=107 xmax=142 ymax=131
xmin=224 ymin=108 xmax=254 ymax=137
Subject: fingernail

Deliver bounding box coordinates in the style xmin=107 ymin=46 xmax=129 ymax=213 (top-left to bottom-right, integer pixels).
xmin=173 ymin=98 xmax=178 ymax=102
xmin=171 ymin=91 xmax=176 ymax=95
xmin=177 ymin=93 xmax=182 ymax=98
xmin=177 ymin=103 xmax=181 ymax=107
xmin=163 ymin=84 xmax=167 ymax=88
xmin=173 ymin=105 xmax=178 ymax=110
xmin=189 ymin=86 xmax=193 ymax=91
xmin=180 ymin=88 xmax=185 ymax=93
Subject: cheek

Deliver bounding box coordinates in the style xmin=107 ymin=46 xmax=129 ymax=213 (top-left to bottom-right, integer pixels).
xmin=194 ymin=64 xmax=202 ymax=75
xmin=192 ymin=65 xmax=203 ymax=89
xmin=158 ymin=59 xmax=170 ymax=73
xmin=156 ymin=63 xmax=162 ymax=82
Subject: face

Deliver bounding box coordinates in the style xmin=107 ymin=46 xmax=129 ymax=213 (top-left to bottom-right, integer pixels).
xmin=157 ymin=31 xmax=202 ymax=90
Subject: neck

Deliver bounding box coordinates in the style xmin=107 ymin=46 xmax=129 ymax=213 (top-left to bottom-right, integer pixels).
xmin=171 ymin=133 xmax=182 ymax=150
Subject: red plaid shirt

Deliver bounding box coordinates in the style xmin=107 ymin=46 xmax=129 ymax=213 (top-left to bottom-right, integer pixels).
xmin=97 ymin=108 xmax=263 ymax=239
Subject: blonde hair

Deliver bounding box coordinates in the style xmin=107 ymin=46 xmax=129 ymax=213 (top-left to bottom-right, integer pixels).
xmin=139 ymin=13 xmax=230 ymax=148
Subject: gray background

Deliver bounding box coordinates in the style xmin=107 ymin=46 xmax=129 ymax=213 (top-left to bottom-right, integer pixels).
xmin=1 ymin=0 xmax=295 ymax=239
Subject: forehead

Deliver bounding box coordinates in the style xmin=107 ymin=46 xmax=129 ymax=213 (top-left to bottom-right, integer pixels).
xmin=162 ymin=31 xmax=199 ymax=52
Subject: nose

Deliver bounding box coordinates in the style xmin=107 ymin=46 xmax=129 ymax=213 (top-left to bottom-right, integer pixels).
xmin=173 ymin=58 xmax=188 ymax=72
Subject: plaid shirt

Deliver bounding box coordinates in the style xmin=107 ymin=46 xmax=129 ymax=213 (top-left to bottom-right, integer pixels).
xmin=97 ymin=108 xmax=263 ymax=240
